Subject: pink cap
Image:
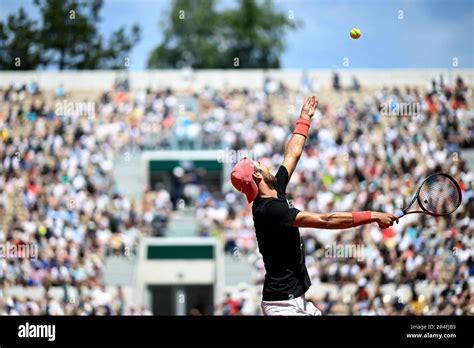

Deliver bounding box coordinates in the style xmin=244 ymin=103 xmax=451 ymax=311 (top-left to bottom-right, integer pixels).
xmin=230 ymin=158 xmax=259 ymax=203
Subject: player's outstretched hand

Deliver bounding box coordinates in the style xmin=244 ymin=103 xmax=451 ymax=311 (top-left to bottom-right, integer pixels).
xmin=300 ymin=96 xmax=318 ymax=119
xmin=372 ymin=212 xmax=399 ymax=229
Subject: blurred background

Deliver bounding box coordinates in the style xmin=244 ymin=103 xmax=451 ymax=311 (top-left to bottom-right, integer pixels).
xmin=0 ymin=0 xmax=473 ymax=316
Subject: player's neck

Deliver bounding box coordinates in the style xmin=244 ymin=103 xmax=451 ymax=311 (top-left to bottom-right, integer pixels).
xmin=258 ymin=185 xmax=277 ymax=199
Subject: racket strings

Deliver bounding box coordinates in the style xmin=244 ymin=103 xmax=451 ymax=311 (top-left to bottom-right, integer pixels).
xmin=418 ymin=175 xmax=461 ymax=215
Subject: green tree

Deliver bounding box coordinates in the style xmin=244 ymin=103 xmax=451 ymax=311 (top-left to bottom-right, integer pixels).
xmin=222 ymin=0 xmax=297 ymax=68
xmin=34 ymin=0 xmax=140 ymax=70
xmin=148 ymin=0 xmax=223 ymax=69
xmin=147 ymin=0 xmax=298 ymax=69
xmin=0 ymin=8 xmax=43 ymax=70
xmin=0 ymin=0 xmax=141 ymax=70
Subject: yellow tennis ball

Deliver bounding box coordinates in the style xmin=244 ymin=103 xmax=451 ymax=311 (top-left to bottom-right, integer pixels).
xmin=350 ymin=28 xmax=361 ymax=39
xmin=38 ymin=225 xmax=47 ymax=236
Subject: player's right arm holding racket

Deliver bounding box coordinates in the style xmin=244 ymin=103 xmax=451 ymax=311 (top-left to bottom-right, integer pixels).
xmin=293 ymin=211 xmax=399 ymax=229
xmin=292 ymin=170 xmax=463 ymax=230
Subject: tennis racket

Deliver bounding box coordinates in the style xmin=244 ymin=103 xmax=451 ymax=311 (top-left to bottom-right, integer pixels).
xmin=396 ymin=173 xmax=462 ymax=218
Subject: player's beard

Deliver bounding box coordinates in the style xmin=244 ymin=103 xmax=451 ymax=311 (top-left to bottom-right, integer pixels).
xmin=262 ymin=171 xmax=277 ymax=190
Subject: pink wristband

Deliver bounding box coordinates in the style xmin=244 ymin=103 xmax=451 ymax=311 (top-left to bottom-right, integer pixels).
xmin=352 ymin=211 xmax=372 ymax=227
xmin=293 ymin=118 xmax=311 ymax=137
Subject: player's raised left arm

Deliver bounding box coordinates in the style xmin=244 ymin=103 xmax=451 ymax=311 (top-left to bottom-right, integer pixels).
xmin=282 ymin=96 xmax=318 ymax=179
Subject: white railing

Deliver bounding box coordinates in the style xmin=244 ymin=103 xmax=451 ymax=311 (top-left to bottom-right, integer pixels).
xmin=1 ymin=69 xmax=472 ymax=90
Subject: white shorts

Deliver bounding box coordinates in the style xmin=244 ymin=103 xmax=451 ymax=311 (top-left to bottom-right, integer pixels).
xmin=261 ymin=295 xmax=322 ymax=316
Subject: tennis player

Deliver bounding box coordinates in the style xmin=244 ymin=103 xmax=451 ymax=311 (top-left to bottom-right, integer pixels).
xmin=230 ymin=96 xmax=399 ymax=316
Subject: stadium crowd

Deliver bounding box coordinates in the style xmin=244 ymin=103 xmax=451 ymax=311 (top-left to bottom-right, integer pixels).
xmin=0 ymin=72 xmax=473 ymax=315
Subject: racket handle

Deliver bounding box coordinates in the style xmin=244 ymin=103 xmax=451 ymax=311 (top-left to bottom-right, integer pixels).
xmin=395 ymin=211 xmax=404 ymax=218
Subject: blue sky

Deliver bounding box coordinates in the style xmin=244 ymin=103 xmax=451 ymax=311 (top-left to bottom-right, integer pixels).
xmin=1 ymin=0 xmax=473 ymax=69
